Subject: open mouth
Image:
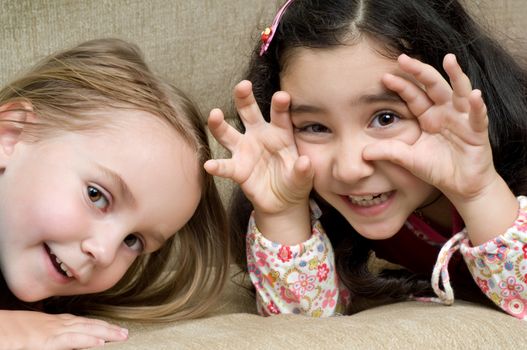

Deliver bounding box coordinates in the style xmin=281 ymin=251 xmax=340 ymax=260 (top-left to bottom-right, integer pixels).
xmin=348 ymin=191 xmax=393 ymax=207
xmin=44 ymin=244 xmax=73 ymax=278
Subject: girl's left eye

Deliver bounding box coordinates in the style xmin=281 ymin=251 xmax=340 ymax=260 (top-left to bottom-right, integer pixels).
xmin=123 ymin=234 xmax=144 ymax=253
xmin=87 ymin=186 xmax=109 ymax=210
xmin=294 ymin=123 xmax=331 ymax=134
xmin=370 ymin=111 xmax=400 ymax=128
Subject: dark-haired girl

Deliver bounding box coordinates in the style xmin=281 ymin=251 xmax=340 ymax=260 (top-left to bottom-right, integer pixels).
xmin=206 ymin=0 xmax=527 ymax=319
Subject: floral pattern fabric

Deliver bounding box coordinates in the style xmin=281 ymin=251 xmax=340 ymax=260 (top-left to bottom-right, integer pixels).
xmin=458 ymin=196 xmax=527 ymax=319
xmin=247 ymin=196 xmax=527 ymax=320
xmin=246 ymin=203 xmax=348 ymax=316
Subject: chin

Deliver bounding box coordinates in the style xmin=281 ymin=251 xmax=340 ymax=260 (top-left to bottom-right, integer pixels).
xmin=348 ymin=219 xmax=403 ymax=241
xmin=359 ymin=230 xmax=398 ymax=240
xmin=359 ymin=232 xmax=395 ymax=241
xmin=11 ymin=287 xmax=46 ymax=303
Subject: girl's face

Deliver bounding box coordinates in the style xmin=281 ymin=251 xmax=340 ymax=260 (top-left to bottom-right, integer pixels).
xmin=281 ymin=38 xmax=438 ymax=240
xmin=0 ymin=108 xmax=201 ymax=302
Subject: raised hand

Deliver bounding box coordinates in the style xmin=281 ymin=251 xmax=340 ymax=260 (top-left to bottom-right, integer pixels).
xmin=363 ymin=54 xmax=518 ymax=244
xmin=363 ymin=54 xmax=492 ymax=200
xmin=0 ymin=310 xmax=128 ymax=349
xmin=205 ymin=80 xmax=314 ymax=244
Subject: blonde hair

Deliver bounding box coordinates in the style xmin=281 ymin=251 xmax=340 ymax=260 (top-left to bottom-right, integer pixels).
xmin=0 ymin=38 xmax=230 ymax=322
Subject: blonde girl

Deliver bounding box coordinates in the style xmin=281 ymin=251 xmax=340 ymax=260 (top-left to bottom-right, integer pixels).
xmin=0 ymin=38 xmax=229 ymax=349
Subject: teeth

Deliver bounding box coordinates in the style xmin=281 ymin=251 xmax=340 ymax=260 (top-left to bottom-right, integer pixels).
xmin=349 ymin=193 xmax=389 ymax=207
xmin=48 ymin=246 xmax=73 ymax=278
xmin=59 ymin=262 xmax=72 ymax=277
xmin=349 ymin=194 xmax=375 ymax=201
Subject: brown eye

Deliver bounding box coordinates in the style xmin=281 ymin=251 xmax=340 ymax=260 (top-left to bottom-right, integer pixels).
xmin=87 ymin=186 xmax=109 ymax=209
xmin=370 ymin=112 xmax=400 ymax=128
xmin=88 ymin=186 xmax=101 ymax=201
xmin=378 ymin=113 xmax=395 ymax=126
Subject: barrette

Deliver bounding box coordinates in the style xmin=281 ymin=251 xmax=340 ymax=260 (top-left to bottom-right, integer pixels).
xmin=259 ymin=0 xmax=295 ymax=56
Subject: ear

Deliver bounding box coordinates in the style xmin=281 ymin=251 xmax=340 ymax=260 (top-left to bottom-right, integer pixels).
xmin=0 ymin=101 xmax=35 ymax=168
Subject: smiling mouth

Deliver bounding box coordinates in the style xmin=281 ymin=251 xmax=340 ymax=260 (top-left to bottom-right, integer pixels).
xmin=44 ymin=244 xmax=73 ymax=278
xmin=347 ymin=191 xmax=393 ymax=207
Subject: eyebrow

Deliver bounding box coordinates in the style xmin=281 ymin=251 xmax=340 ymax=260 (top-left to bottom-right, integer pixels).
xmin=94 ymin=163 xmax=137 ymax=207
xmin=290 ymin=103 xmax=323 ymax=114
xmin=290 ymin=90 xmax=405 ymax=114
xmin=358 ymin=90 xmax=405 ymax=104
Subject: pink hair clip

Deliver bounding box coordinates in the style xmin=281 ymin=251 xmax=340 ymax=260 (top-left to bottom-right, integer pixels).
xmin=259 ymin=0 xmax=295 ymax=56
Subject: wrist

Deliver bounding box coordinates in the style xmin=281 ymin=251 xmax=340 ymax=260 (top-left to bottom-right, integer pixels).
xmin=254 ymin=201 xmax=311 ymax=245
xmin=451 ymin=175 xmax=518 ymax=245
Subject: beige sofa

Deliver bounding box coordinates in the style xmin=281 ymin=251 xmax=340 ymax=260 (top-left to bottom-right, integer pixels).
xmin=1 ymin=0 xmax=526 ymax=348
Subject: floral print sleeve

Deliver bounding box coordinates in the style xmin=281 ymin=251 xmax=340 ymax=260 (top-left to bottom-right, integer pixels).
xmin=433 ymin=196 xmax=527 ymax=319
xmin=246 ymin=201 xmax=349 ymax=317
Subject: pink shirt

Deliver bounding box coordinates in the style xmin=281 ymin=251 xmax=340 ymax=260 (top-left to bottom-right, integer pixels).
xmin=246 ymin=197 xmax=527 ymax=319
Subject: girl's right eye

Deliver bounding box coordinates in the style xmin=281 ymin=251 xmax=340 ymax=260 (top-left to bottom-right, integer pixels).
xmin=87 ymin=186 xmax=110 ymax=210
xmin=295 ymin=123 xmax=330 ymax=134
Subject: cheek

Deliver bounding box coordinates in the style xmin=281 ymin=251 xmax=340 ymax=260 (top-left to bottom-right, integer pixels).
xmin=28 ymin=189 xmax=88 ymax=242
xmin=388 ymin=163 xmax=435 ymax=198
xmin=2 ymin=169 xmax=89 ymax=242
xmin=84 ymin=257 xmax=134 ymax=295
xmin=296 ymin=143 xmax=329 ymax=184
xmin=296 ymin=141 xmax=325 ymax=166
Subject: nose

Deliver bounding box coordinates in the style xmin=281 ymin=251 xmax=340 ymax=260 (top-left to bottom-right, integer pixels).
xmin=331 ymin=136 xmax=374 ymax=183
xmin=80 ymin=226 xmax=124 ymax=267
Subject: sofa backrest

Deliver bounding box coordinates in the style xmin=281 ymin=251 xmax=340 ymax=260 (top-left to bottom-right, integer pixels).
xmin=1 ymin=0 xmax=525 ymax=120
xmin=0 ymin=0 xmax=278 ymax=119
xmin=1 ymin=0 xmax=525 ymax=201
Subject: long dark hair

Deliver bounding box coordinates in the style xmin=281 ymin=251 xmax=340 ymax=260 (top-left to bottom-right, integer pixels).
xmin=230 ymin=0 xmax=527 ymax=311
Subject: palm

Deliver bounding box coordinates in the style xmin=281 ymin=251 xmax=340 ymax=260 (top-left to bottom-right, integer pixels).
xmin=230 ymin=120 xmax=302 ymax=211
xmin=403 ymin=117 xmax=492 ymax=198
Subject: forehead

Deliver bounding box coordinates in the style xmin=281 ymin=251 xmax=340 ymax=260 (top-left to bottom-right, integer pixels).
xmin=281 ymin=37 xmax=397 ymax=85
xmin=77 ymin=108 xmax=196 ymax=163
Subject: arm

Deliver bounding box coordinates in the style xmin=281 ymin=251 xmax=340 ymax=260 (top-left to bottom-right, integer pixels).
xmin=368 ymin=54 xmax=526 ymax=316
xmin=205 ymin=80 xmax=314 ymax=244
xmin=458 ymin=195 xmax=527 ymax=319
xmin=247 ymin=201 xmax=349 ymax=317
xmin=363 ymin=53 xmax=518 ymax=246
xmin=0 ymin=310 xmax=128 ymax=349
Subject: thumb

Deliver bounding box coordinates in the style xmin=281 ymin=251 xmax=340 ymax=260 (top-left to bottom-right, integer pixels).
xmin=204 ymin=158 xmax=240 ymax=182
xmin=363 ymin=140 xmax=415 ymax=170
